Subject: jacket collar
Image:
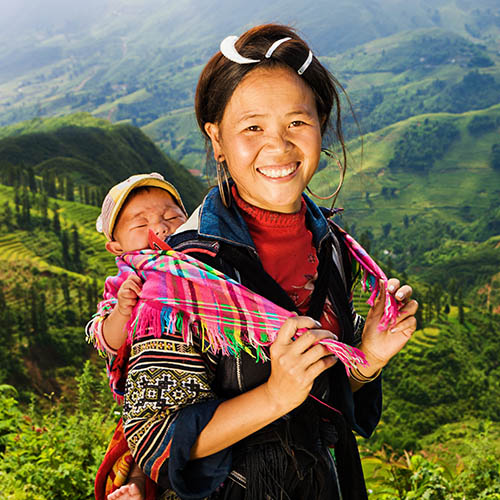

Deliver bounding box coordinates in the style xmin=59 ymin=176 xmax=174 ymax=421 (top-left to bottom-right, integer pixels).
xmin=195 ymin=187 xmax=331 ymax=251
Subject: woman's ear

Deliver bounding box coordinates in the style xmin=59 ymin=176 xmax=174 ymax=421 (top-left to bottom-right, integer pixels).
xmin=105 ymin=240 xmax=124 ymax=256
xmin=204 ymin=122 xmax=224 ymax=161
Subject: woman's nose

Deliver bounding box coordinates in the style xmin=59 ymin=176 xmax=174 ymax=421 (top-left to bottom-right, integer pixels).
xmin=264 ymin=130 xmax=292 ymax=153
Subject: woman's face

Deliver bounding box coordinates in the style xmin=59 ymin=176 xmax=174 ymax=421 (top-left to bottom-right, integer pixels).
xmin=205 ymin=66 xmax=322 ymax=213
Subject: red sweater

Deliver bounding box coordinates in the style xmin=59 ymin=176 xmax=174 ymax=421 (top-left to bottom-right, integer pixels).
xmin=233 ymin=187 xmax=339 ymax=335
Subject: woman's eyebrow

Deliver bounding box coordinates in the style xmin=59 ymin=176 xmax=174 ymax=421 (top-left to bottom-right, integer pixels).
xmin=237 ymin=112 xmax=267 ymax=122
xmin=285 ymin=109 xmax=315 ymax=117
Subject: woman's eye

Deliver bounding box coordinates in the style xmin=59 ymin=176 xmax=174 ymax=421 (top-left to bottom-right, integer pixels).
xmin=290 ymin=120 xmax=306 ymax=127
xmin=246 ymin=125 xmax=261 ymax=132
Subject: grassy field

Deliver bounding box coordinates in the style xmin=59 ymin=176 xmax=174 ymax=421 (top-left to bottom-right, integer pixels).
xmin=311 ymin=104 xmax=500 ymax=235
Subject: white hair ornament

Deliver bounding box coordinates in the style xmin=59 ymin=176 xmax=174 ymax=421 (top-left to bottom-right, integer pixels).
xmin=219 ymin=35 xmax=314 ymax=75
xmin=220 ymin=35 xmax=260 ymax=64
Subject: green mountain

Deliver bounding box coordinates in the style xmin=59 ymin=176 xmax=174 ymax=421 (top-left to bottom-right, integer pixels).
xmin=0 ymin=113 xmax=205 ymax=213
xmin=0 ymin=114 xmax=206 ymax=394
xmin=312 ymin=104 xmax=500 ymax=311
xmin=134 ymin=27 xmax=500 ymax=171
xmin=0 ymin=1 xmax=499 ymax=171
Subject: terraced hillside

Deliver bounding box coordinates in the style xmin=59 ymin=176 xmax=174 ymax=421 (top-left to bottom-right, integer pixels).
xmin=315 ymin=104 xmax=500 ymax=311
xmin=0 ymin=115 xmax=206 ymax=393
xmin=0 ymin=113 xmax=206 ymax=213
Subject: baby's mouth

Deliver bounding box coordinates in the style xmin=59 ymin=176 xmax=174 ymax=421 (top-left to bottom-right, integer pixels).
xmin=257 ymin=162 xmax=299 ymax=179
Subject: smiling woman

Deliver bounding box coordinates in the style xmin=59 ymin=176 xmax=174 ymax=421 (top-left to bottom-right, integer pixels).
xmin=118 ymin=23 xmax=418 ymax=500
xmin=204 ymin=67 xmax=322 ymax=213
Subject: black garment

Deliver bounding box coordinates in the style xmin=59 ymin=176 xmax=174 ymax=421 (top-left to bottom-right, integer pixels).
xmin=169 ymin=227 xmax=377 ymax=500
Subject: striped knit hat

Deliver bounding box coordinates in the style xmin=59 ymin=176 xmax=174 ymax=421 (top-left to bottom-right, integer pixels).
xmin=96 ymin=172 xmax=187 ymax=241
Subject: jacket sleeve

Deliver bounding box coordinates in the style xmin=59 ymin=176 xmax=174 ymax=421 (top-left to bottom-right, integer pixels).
xmin=122 ymin=329 xmax=232 ymax=498
xmin=331 ymin=228 xmax=383 ymax=438
xmin=85 ymin=277 xmax=126 ymax=401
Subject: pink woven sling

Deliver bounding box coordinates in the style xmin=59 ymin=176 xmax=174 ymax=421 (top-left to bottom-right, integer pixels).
xmin=332 ymin=222 xmax=399 ymax=331
xmin=110 ymin=227 xmax=397 ymax=374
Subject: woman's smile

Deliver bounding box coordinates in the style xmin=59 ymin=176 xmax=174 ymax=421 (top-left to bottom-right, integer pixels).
xmin=256 ymin=161 xmax=300 ymax=180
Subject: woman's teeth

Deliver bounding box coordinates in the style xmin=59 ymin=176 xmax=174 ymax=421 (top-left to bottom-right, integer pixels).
xmin=258 ymin=164 xmax=298 ymax=178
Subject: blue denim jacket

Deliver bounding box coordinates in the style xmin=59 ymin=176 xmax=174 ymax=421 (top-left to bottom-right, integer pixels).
xmin=195 ymin=185 xmax=333 ymax=251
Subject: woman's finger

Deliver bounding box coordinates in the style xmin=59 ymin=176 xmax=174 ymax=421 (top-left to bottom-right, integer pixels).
xmin=369 ymin=280 xmax=387 ymax=318
xmin=305 ymin=354 xmax=337 ymax=380
xmin=394 ymin=284 xmax=413 ymax=303
xmin=290 ymin=329 xmax=337 ymax=356
xmin=395 ymin=299 xmax=419 ymax=320
xmin=386 ymin=278 xmax=401 ymax=294
xmin=390 ymin=316 xmax=417 ymax=336
xmin=273 ymin=316 xmax=321 ymax=346
xmin=299 ymin=341 xmax=336 ymax=368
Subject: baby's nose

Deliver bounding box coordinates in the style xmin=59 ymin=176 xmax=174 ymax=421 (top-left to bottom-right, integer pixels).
xmin=153 ymin=221 xmax=171 ymax=238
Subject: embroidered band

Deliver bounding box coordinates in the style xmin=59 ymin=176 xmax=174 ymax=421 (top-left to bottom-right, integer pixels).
xmin=219 ymin=35 xmax=313 ymax=75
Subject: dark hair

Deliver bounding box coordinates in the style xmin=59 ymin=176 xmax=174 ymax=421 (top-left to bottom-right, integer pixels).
xmin=195 ymin=24 xmax=349 ymax=164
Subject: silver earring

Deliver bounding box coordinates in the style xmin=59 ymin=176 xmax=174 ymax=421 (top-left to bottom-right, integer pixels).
xmin=216 ymin=160 xmax=232 ymax=208
xmin=306 ymin=148 xmax=345 ymax=206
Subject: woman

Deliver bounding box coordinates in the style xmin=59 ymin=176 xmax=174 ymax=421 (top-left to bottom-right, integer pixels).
xmin=122 ymin=24 xmax=418 ymax=500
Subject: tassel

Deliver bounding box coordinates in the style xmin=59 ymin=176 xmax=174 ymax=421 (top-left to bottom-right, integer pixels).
xmin=334 ymin=227 xmax=399 ymax=331
xmin=125 ymin=301 xmax=367 ymax=373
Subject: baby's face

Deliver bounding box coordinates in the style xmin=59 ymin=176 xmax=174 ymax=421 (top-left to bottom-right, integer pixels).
xmin=107 ymin=188 xmax=187 ymax=255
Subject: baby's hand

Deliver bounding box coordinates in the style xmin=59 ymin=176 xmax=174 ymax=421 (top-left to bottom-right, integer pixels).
xmin=116 ymin=275 xmax=143 ymax=318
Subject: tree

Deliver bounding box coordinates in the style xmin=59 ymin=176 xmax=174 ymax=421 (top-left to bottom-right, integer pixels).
xmin=38 ymin=292 xmax=48 ymax=337
xmin=2 ymin=202 xmax=14 ymax=231
xmin=71 ymin=225 xmax=81 ymax=270
xmin=84 ymin=185 xmax=90 ymax=205
xmin=458 ymin=288 xmax=465 ymax=324
xmin=61 ymin=274 xmax=70 ymax=305
xmin=27 ymin=166 xmax=37 ymax=193
xmin=360 ymin=231 xmax=373 ymax=253
xmin=53 ymin=204 xmax=61 ymax=234
xmin=14 ymin=190 xmax=20 ymax=218
xmin=61 ymin=230 xmax=71 ymax=269
xmin=65 ymin=177 xmax=75 ymax=202
xmin=29 ymin=286 xmax=38 ymax=337
xmin=448 ymin=278 xmax=457 ymax=306
xmin=21 ymin=188 xmax=31 ymax=228
xmin=40 ymin=193 xmax=49 ymax=227
xmin=43 ymin=172 xmax=57 ymax=198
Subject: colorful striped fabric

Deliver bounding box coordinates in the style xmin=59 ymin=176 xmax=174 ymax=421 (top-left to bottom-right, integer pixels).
xmin=116 ymin=249 xmax=368 ymax=374
xmin=331 ymin=222 xmax=399 ymax=331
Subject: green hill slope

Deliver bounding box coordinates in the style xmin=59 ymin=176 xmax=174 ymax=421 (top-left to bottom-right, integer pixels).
xmin=0 ymin=113 xmax=206 ymax=213
xmin=145 ymin=27 xmax=500 ymax=170
xmin=1 ymin=4 xmax=499 ymax=171
xmin=313 ymin=104 xmax=500 ymax=309
xmin=0 ymin=114 xmax=207 ymax=394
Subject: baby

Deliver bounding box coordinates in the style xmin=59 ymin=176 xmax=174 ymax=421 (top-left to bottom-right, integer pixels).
xmin=92 ymin=173 xmax=188 ymax=500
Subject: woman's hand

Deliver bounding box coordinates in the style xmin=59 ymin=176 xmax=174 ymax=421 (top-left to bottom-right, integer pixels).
xmin=359 ymin=278 xmax=418 ymax=372
xmin=264 ymin=316 xmax=337 ymax=414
